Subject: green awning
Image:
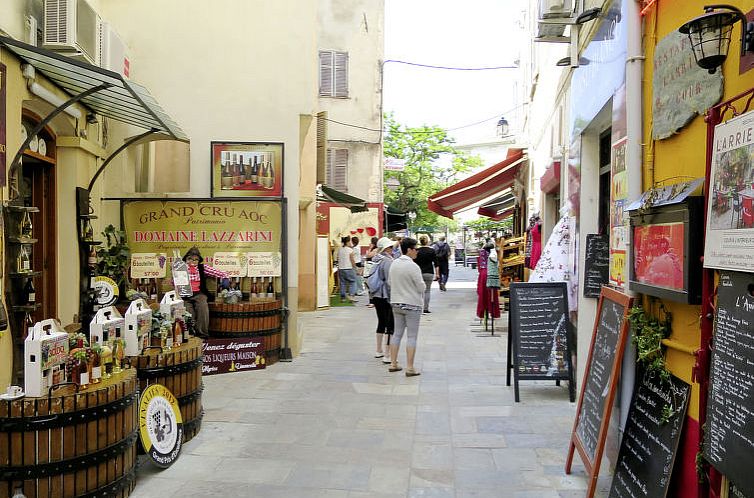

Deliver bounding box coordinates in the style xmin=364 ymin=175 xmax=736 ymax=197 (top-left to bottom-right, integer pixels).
xmin=318 ymin=185 xmax=368 ymax=212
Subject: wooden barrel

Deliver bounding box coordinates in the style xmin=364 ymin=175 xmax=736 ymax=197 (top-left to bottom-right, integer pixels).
xmin=132 ymin=337 xmax=203 ymax=444
xmin=208 ymin=300 xmax=283 ymax=364
xmin=0 ymin=369 xmax=139 ymax=498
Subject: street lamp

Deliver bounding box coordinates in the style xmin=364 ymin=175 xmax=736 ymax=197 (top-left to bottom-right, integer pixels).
xmin=407 ymin=210 xmax=417 ymax=236
xmin=496 ymin=117 xmax=510 ymax=138
xmin=679 ymin=4 xmax=754 ymax=74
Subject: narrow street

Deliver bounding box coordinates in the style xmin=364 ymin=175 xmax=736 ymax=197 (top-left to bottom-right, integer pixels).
xmin=132 ymin=266 xmax=611 ymax=497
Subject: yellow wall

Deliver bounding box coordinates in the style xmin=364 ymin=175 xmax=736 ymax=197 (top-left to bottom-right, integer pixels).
xmin=642 ymin=0 xmax=754 ymax=420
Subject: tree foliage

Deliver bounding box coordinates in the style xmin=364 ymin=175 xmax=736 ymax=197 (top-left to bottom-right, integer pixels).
xmin=383 ymin=113 xmax=483 ymax=231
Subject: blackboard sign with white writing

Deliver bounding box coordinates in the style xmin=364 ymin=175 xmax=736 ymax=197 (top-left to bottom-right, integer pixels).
xmin=507 ymin=282 xmax=574 ymax=402
xmin=705 ymin=271 xmax=754 ymax=498
xmin=566 ymin=286 xmax=633 ymax=498
xmin=584 ymin=234 xmax=609 ymax=298
xmin=728 ymin=480 xmax=750 ymax=498
xmin=609 ymin=372 xmax=690 ymax=498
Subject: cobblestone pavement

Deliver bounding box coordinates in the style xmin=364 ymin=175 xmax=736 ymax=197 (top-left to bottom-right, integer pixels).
xmin=132 ymin=265 xmax=612 ymax=497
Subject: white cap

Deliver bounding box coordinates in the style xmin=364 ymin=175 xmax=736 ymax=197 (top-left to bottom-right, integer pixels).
xmin=377 ymin=237 xmax=394 ymax=250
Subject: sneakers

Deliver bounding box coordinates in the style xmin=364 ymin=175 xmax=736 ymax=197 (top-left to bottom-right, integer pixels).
xmin=374 ymin=352 xmax=384 ymax=358
xmin=382 ymin=355 xmax=392 ymax=364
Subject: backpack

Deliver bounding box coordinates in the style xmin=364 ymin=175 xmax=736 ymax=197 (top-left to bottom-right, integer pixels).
xmin=435 ymin=242 xmax=450 ymax=258
xmin=365 ymin=260 xmax=384 ymax=294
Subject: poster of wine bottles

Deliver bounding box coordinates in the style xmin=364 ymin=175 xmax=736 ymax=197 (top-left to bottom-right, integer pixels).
xmin=211 ymin=141 xmax=283 ymax=198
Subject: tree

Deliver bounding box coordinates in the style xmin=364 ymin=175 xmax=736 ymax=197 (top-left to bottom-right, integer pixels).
xmin=383 ymin=114 xmax=483 ymax=232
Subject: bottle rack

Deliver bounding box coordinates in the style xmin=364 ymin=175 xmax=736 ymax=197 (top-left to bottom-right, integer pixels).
xmin=498 ymin=234 xmax=526 ymax=311
xmin=76 ymin=187 xmax=102 ymax=333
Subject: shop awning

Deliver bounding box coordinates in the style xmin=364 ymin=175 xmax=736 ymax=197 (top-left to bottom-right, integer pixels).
xmin=0 ymin=35 xmax=187 ymax=140
xmin=427 ymin=149 xmax=526 ymax=219
xmin=318 ymin=185 xmax=368 ymax=212
xmin=477 ymin=190 xmax=515 ymax=219
xmin=385 ymin=205 xmax=407 ymax=232
xmin=540 ymin=160 xmax=561 ymax=194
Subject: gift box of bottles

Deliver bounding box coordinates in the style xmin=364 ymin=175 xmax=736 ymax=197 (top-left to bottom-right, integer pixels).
xmin=160 ymin=290 xmax=186 ymax=320
xmin=24 ymin=318 xmax=69 ymax=397
xmin=89 ymin=306 xmax=125 ymax=346
xmin=124 ymin=298 xmax=152 ymax=356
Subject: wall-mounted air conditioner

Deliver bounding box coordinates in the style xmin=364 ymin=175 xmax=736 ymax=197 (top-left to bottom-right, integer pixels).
xmin=99 ymin=21 xmax=131 ymax=78
xmin=43 ymin=0 xmax=100 ymax=65
xmin=539 ymin=0 xmax=574 ymax=19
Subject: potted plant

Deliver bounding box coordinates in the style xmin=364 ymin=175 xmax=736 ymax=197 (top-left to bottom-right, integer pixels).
xmin=96 ymin=225 xmax=131 ymax=296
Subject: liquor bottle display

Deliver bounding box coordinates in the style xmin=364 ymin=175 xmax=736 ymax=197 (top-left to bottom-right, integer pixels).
xmin=266 ymin=277 xmax=274 ymax=298
xmin=19 ymin=211 xmax=33 ymax=238
xmin=244 ymin=155 xmax=253 ymax=184
xmin=82 ymin=218 xmax=94 ymax=241
xmin=250 ymin=277 xmax=259 ymax=299
xmin=17 ymin=245 xmax=31 ymax=273
xmin=221 ymin=152 xmax=233 ymax=189
xmin=90 ymin=344 xmax=102 ymax=383
xmin=251 ymin=154 xmax=259 ymax=184
xmin=265 ymin=152 xmax=275 ymax=189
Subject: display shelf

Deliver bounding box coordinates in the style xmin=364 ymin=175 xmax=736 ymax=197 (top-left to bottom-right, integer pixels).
xmin=4 ymin=205 xmax=40 ymax=213
xmin=12 ymin=303 xmax=42 ymax=312
xmin=9 ymin=270 xmax=43 ymax=278
xmin=81 ymin=240 xmax=103 ymax=246
xmin=79 ymin=214 xmax=98 ymax=219
xmin=8 ymin=237 xmax=38 ymax=244
xmin=23 ymin=148 xmax=56 ymax=165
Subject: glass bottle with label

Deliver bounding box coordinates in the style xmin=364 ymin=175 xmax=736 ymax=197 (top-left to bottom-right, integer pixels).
xmin=88 ymin=246 xmax=98 ymax=274
xmin=17 ymin=245 xmax=31 ymax=273
xmin=266 ymin=277 xmax=274 ymax=298
xmin=82 ymin=218 xmax=94 ymax=241
xmin=251 ymin=154 xmax=259 ymax=184
xmin=250 ymin=277 xmax=258 ymax=300
xmin=244 ymin=155 xmax=253 ymax=184
xmin=90 ymin=344 xmax=102 ymax=384
xmin=266 ymin=153 xmax=275 ymax=189
xmin=221 ymin=152 xmax=233 ymax=189
xmin=101 ymin=344 xmax=113 ymax=379
xmin=173 ymin=321 xmax=183 ymax=348
xmin=19 ymin=211 xmax=33 ymax=239
xmin=24 ymin=277 xmax=35 ymax=304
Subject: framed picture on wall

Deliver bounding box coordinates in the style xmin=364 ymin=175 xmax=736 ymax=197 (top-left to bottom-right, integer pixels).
xmin=210 ymin=142 xmax=283 ymax=198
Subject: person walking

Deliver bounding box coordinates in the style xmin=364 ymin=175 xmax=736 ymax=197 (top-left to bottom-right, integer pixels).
xmin=351 ymin=236 xmax=366 ymax=296
xmin=432 ymin=236 xmax=451 ymax=291
xmin=337 ymin=236 xmax=358 ymax=302
xmin=388 ymin=237 xmax=425 ymax=377
xmin=369 ymin=237 xmax=396 ymax=364
xmin=415 ymin=235 xmax=437 ymax=314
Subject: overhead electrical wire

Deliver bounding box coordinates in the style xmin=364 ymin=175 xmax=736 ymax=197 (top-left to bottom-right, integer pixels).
xmin=383 ymin=59 xmax=519 ymax=71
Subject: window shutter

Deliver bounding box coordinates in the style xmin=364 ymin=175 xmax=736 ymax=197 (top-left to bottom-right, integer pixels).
xmin=327 ymin=148 xmax=348 ymax=192
xmin=316 ymin=111 xmax=328 ymax=184
xmin=319 ymin=51 xmax=333 ymax=96
xmin=334 ymin=52 xmax=349 ymax=97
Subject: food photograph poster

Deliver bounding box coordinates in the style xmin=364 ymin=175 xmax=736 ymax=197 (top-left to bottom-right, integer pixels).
xmin=704 ymin=111 xmax=754 ymax=272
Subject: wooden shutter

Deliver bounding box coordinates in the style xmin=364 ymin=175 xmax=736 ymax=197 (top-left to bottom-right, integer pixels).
xmin=316 ymin=111 xmax=328 ymax=184
xmin=327 ymin=148 xmax=348 ymax=192
xmin=319 ymin=51 xmax=333 ymax=96
xmin=334 ymin=52 xmax=349 ymax=97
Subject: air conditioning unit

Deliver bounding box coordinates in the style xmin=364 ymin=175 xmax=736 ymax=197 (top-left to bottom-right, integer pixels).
xmin=43 ymin=0 xmax=100 ymax=65
xmin=538 ymin=0 xmax=573 ymax=19
xmin=99 ymin=21 xmax=131 ymax=78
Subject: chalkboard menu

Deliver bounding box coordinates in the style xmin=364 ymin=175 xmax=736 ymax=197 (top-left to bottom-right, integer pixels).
xmin=566 ymin=286 xmax=633 ymax=498
xmin=609 ymin=372 xmax=690 ymax=498
xmin=705 ymin=271 xmax=754 ymax=498
xmin=507 ymin=282 xmax=574 ymax=403
xmin=584 ymin=234 xmax=609 ymax=298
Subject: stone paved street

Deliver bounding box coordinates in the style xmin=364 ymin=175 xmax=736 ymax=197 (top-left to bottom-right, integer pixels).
xmin=132 ymin=266 xmax=612 ymax=497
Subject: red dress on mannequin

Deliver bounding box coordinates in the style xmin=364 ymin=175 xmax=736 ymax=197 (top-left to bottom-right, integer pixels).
xmin=476 ymin=249 xmax=501 ymax=319
xmin=529 ymin=222 xmax=542 ymax=270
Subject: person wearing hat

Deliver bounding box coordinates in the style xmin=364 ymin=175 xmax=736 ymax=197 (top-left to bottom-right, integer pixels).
xmin=182 ymin=247 xmax=229 ymax=337
xmin=369 ymin=237 xmax=396 ymax=363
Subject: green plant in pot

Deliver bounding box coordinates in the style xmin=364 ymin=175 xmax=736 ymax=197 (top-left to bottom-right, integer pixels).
xmin=96 ymin=224 xmax=131 ymax=295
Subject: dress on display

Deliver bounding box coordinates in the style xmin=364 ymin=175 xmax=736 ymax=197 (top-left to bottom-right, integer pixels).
xmin=476 ymin=248 xmax=501 ymax=319
xmin=529 ymin=222 xmax=542 ymax=270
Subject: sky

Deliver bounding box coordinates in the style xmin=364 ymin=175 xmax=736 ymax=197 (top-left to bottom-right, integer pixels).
xmin=383 ymin=0 xmax=527 ymax=147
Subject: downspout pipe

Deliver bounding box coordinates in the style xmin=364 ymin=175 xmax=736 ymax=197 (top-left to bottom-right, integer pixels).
xmin=22 ymin=64 xmax=83 ymax=120
xmin=620 ymin=0 xmax=644 ymax=430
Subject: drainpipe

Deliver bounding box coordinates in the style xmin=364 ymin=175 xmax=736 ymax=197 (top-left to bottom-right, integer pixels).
xmin=22 ymin=64 xmax=83 ymax=120
xmin=620 ymin=0 xmax=645 ymax=430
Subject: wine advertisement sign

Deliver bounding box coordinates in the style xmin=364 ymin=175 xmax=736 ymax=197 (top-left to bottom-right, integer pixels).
xmin=139 ymin=384 xmax=183 ymax=468
xmin=211 ymin=252 xmax=246 ymax=277
xmin=704 ymin=110 xmax=754 ymax=272
xmin=202 ymin=337 xmax=266 ymax=375
xmin=131 ymin=253 xmax=168 ymax=278
xmin=247 ymin=252 xmax=282 ymax=277
xmin=211 ymin=142 xmax=283 ymax=198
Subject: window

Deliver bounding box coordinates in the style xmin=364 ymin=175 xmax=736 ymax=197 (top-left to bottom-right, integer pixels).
xmin=327 ymin=148 xmax=348 ymax=191
xmin=319 ymin=50 xmax=348 ymax=97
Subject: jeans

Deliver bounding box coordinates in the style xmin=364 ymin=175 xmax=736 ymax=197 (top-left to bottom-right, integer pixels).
xmin=437 ymin=260 xmax=449 ymax=285
xmin=391 ymin=305 xmax=421 ymax=348
xmin=338 ymin=268 xmax=357 ymax=298
xmin=422 ymin=273 xmax=434 ymax=311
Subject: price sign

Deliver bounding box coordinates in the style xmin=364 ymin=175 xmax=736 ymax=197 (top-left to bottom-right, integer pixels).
xmin=247 ymin=252 xmax=282 ymax=277
xmin=131 ymin=253 xmax=167 ymax=278
xmin=212 ymin=252 xmax=246 ymax=277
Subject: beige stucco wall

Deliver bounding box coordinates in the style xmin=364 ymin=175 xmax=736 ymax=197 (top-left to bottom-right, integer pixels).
xmin=318 ymin=0 xmax=384 ymax=203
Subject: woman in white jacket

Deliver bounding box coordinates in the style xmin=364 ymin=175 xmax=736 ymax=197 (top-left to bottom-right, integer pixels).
xmin=387 ymin=237 xmax=425 ymax=377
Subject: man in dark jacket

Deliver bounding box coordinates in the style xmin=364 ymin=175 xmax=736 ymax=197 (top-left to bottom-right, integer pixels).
xmin=432 ymin=236 xmax=451 ymax=291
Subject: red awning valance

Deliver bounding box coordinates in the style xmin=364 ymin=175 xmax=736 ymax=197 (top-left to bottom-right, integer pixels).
xmin=540 ymin=160 xmax=561 ymax=194
xmin=427 ymin=149 xmax=526 ymax=219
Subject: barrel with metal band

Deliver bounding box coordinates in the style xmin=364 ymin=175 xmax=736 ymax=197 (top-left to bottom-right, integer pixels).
xmin=0 ymin=369 xmax=139 ymax=498
xmin=132 ymin=337 xmax=203 ymax=444
xmin=208 ymin=300 xmax=282 ymax=364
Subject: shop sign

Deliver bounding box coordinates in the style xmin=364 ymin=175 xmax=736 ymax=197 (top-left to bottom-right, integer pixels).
xmin=130 ymin=253 xmax=167 ymax=278
xmin=653 ymin=31 xmax=723 ymax=140
xmin=123 ymin=200 xmax=282 ymax=280
xmin=384 ymin=157 xmax=405 ymax=171
xmin=610 ymin=138 xmax=629 ymax=287
xmin=247 ymin=252 xmax=281 ymax=277
xmin=139 ymin=384 xmax=183 ymax=468
xmin=201 ymin=337 xmax=266 ymax=375
xmin=94 ymin=276 xmax=119 ymax=306
xmin=211 ymin=252 xmax=246 ymax=277
xmin=704 ymin=111 xmax=754 ymax=272
xmin=0 ymin=63 xmax=6 ymax=187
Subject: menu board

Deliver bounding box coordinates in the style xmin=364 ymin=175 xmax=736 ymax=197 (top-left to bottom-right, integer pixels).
xmin=566 ymin=286 xmax=633 ymax=498
xmin=609 ymin=373 xmax=690 ymax=498
xmin=705 ymin=271 xmax=754 ymax=498
xmin=584 ymin=234 xmax=609 ymax=298
xmin=507 ymin=282 xmax=574 ymax=402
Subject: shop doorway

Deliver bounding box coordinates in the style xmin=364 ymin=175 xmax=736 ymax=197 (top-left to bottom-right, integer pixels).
xmin=598 ymin=129 xmax=612 ymax=236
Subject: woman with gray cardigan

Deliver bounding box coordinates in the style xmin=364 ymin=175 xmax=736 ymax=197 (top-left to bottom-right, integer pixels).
xmin=387 ymin=237 xmax=426 ymax=377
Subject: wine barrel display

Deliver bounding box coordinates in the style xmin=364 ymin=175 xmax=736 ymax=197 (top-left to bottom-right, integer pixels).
xmin=208 ymin=300 xmax=283 ymax=364
xmin=0 ymin=369 xmax=139 ymax=498
xmin=132 ymin=337 xmax=203 ymax=444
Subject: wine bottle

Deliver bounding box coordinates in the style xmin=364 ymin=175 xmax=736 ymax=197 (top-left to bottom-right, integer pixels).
xmin=101 ymin=344 xmax=113 ymax=379
xmin=90 ymin=345 xmax=102 ymax=384
xmin=221 ymin=152 xmax=233 ymax=189
xmin=24 ymin=312 xmax=34 ymax=341
xmin=17 ymin=245 xmax=31 ymax=273
xmin=173 ymin=321 xmax=183 ymax=347
xmin=250 ymin=277 xmax=258 ymax=300
xmin=82 ymin=219 xmax=94 ymax=241
xmin=259 ymin=156 xmax=268 ymax=187
xmin=87 ymin=246 xmax=98 ymax=273
xmin=150 ymin=281 xmax=158 ymax=301
xmin=244 ymin=155 xmax=253 ymax=184
xmin=266 ymin=277 xmax=274 ymax=298
xmin=20 ymin=211 xmax=33 ymax=238
xmin=11 ymin=485 xmax=26 ymax=498
xmin=251 ymin=155 xmax=259 ymax=184
xmin=266 ymin=153 xmax=275 ymax=189
xmin=24 ymin=277 xmax=35 ymax=304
